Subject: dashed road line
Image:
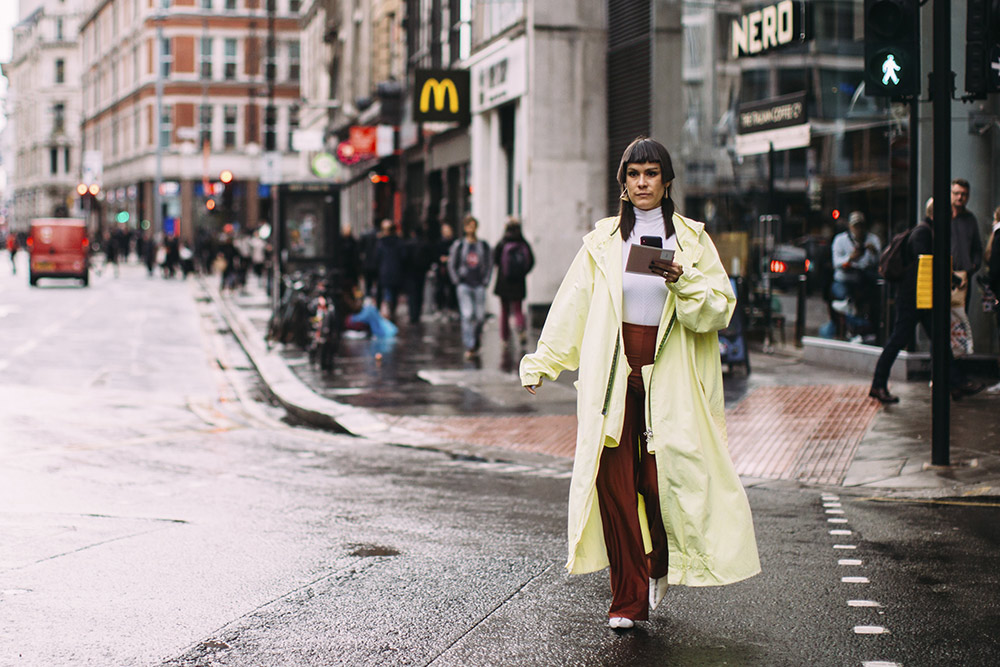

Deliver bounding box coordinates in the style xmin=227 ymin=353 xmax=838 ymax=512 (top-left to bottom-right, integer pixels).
xmin=821 ymin=494 xmax=897 ymax=667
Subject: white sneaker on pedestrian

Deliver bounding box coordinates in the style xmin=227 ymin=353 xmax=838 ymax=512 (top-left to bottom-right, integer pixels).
xmin=608 ymin=617 xmax=634 ymax=629
xmin=649 ymin=576 xmax=668 ymax=611
xmin=986 ymin=381 xmax=1000 ymax=393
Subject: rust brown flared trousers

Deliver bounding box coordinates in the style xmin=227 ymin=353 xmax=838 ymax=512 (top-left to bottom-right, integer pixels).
xmin=595 ymin=322 xmax=670 ymax=621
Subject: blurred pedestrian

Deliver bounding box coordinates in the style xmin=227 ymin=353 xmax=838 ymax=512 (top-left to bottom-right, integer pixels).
xmin=432 ymin=222 xmax=458 ymax=320
xmin=492 ymin=217 xmax=535 ymax=347
xmin=402 ymin=225 xmax=432 ymax=324
xmin=950 ymin=178 xmax=983 ymax=316
xmin=374 ymin=219 xmax=406 ymax=321
xmin=250 ymin=229 xmax=267 ymax=286
xmin=143 ymin=232 xmax=158 ymax=277
xmin=359 ymin=224 xmax=380 ymax=300
xmin=337 ymin=223 xmax=361 ymax=289
xmin=830 ymin=211 xmax=881 ymax=338
xmin=104 ymin=230 xmax=120 ymax=278
xmin=985 ymin=207 xmax=1000 ymax=393
xmin=7 ymin=232 xmax=18 ymax=274
xmin=520 ymin=137 xmax=759 ymax=629
xmin=448 ymin=215 xmax=492 ymax=358
xmin=869 ymin=198 xmax=984 ymax=403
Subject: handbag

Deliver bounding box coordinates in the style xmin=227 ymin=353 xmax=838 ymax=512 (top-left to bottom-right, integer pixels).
xmin=950 ymin=306 xmax=974 ymax=357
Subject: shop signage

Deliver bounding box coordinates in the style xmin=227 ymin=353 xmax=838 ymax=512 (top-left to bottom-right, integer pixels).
xmin=731 ymin=0 xmax=806 ymax=58
xmin=735 ymin=92 xmax=810 ymax=156
xmin=470 ymin=38 xmax=527 ymax=114
xmin=349 ymin=125 xmax=378 ymax=159
xmin=414 ymin=69 xmax=471 ymax=124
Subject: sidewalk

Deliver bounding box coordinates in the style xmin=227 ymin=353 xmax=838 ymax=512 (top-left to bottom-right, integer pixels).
xmin=206 ymin=277 xmax=1000 ymax=497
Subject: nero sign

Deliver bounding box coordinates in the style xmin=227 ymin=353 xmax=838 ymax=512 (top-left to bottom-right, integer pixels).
xmin=731 ymin=0 xmax=804 ymax=58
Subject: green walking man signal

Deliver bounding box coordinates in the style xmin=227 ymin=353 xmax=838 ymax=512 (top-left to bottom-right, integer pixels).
xmin=864 ymin=0 xmax=921 ymax=97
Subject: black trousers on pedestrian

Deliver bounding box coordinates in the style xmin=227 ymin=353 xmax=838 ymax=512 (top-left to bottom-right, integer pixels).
xmin=872 ymin=301 xmax=966 ymax=390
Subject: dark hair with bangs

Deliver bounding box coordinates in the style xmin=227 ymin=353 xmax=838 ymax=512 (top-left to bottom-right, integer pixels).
xmin=616 ymin=137 xmax=677 ymax=241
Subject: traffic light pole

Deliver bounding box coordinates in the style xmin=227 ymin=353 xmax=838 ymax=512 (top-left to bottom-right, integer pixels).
xmin=930 ymin=0 xmax=952 ymax=466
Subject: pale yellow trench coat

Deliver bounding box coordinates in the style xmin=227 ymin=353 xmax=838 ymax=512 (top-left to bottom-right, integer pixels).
xmin=520 ymin=214 xmax=760 ymax=585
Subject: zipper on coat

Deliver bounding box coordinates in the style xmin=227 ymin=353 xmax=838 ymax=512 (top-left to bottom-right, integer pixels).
xmin=601 ymin=335 xmax=621 ymax=415
xmin=644 ymin=312 xmax=678 ymax=446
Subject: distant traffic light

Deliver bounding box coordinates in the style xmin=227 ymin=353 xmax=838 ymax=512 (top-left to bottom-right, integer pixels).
xmin=864 ymin=0 xmax=921 ymax=97
xmin=205 ymin=199 xmax=217 ymax=211
xmin=220 ymin=169 xmax=234 ymax=184
xmin=115 ymin=211 xmax=130 ymax=224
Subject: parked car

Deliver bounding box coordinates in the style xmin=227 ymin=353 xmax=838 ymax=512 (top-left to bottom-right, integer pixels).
xmin=27 ymin=218 xmax=90 ymax=287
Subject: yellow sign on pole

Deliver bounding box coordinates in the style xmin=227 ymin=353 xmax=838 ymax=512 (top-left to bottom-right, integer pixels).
xmin=916 ymin=254 xmax=933 ymax=309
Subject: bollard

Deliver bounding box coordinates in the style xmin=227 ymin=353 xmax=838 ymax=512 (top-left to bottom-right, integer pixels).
xmin=795 ymin=274 xmax=807 ymax=346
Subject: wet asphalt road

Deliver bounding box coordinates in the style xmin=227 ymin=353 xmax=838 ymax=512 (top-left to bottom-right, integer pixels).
xmin=1 ymin=258 xmax=999 ymax=667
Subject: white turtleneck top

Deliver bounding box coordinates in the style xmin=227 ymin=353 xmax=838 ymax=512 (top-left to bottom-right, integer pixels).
xmin=621 ymin=206 xmax=677 ymax=326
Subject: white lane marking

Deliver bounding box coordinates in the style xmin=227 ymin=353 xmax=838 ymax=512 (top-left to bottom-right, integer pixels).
xmin=826 ymin=508 xmax=846 ymax=514
xmin=854 ymin=626 xmax=888 ymax=634
xmin=862 ymin=662 xmax=901 ymax=666
xmin=823 ymin=502 xmax=842 ymax=508
xmin=839 ymin=559 xmax=864 ymax=566
xmin=848 ymin=600 xmax=882 ymax=607
xmin=834 ymin=544 xmax=858 ymax=549
xmin=829 ymin=518 xmax=849 ymax=523
xmin=822 ymin=494 xmax=839 ymax=501
xmin=830 ymin=529 xmax=853 ymax=535
xmin=842 ymin=576 xmax=870 ymax=583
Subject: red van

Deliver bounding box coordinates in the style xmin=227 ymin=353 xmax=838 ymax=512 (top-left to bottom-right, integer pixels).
xmin=27 ymin=218 xmax=90 ymax=286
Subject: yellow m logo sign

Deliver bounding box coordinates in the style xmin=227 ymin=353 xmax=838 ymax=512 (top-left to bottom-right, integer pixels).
xmin=419 ymin=78 xmax=460 ymax=114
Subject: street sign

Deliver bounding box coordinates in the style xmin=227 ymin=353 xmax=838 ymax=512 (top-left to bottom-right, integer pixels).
xmin=261 ymin=151 xmax=282 ymax=185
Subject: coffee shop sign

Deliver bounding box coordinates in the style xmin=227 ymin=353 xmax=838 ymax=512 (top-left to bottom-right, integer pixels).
xmin=731 ymin=0 xmax=804 ymax=59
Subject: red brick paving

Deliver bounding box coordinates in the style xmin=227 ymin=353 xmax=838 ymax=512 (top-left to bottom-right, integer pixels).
xmin=383 ymin=384 xmax=880 ymax=485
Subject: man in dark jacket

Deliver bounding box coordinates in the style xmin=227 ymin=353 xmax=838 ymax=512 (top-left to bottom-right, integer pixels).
xmin=870 ymin=198 xmax=984 ymax=403
xmin=374 ymin=219 xmax=406 ymax=321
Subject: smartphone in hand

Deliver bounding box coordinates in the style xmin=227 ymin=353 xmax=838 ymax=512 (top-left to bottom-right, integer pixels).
xmin=640 ymin=235 xmax=662 ymax=248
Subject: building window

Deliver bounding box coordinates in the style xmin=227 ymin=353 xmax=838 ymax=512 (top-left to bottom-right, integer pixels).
xmin=288 ymin=41 xmax=300 ymax=81
xmin=135 ymin=108 xmax=142 ymax=149
xmin=265 ymin=41 xmax=276 ymax=82
xmin=52 ymin=103 xmax=66 ymax=133
xmin=287 ymin=105 xmax=299 ymax=151
xmin=289 ymin=0 xmax=301 ymax=11
xmin=224 ymin=39 xmax=237 ymax=80
xmin=55 ymin=59 xmax=65 ymax=84
xmin=264 ymin=105 xmax=276 ymax=151
xmin=63 ymin=147 xmax=71 ymax=172
xmin=200 ymin=37 xmax=213 ymax=79
xmin=201 ymin=0 xmax=213 ymax=8
xmin=225 ymin=0 xmax=236 ymax=10
xmin=160 ymin=37 xmax=172 ymax=79
xmin=111 ymin=60 xmax=118 ymax=98
xmin=133 ymin=45 xmax=140 ymax=84
xmin=112 ymin=118 xmax=119 ymax=156
xmin=56 ymin=18 xmax=64 ymax=41
xmin=160 ymin=104 xmax=173 ymax=148
xmin=199 ymin=104 xmax=213 ymax=148
xmin=50 ymin=147 xmax=59 ymax=174
xmin=223 ymin=105 xmax=237 ymax=148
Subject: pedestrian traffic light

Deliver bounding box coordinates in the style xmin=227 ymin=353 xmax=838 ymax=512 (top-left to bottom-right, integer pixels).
xmin=864 ymin=0 xmax=921 ymax=97
xmin=966 ymin=0 xmax=1000 ymax=97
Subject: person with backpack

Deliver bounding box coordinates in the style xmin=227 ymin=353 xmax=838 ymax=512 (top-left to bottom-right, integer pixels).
xmin=448 ymin=215 xmax=492 ymax=358
xmin=869 ymin=198 xmax=984 ymax=403
xmin=493 ymin=217 xmax=535 ymax=348
xmin=830 ymin=211 xmax=881 ymax=338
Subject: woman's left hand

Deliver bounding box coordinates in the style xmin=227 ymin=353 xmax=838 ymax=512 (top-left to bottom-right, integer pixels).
xmin=649 ymin=258 xmax=683 ymax=283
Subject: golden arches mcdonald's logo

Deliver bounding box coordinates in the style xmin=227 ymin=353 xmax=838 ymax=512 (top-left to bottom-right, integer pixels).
xmin=413 ymin=69 xmax=470 ymax=123
xmin=420 ymin=78 xmax=460 ymax=113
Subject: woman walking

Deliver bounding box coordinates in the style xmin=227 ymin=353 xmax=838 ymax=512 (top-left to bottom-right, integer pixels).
xmin=493 ymin=218 xmax=535 ymax=347
xmin=520 ymin=137 xmax=759 ymax=629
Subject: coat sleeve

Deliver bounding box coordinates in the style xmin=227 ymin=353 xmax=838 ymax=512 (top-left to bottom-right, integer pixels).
xmin=519 ymin=244 xmax=595 ymax=386
xmin=669 ymin=230 xmax=735 ymax=333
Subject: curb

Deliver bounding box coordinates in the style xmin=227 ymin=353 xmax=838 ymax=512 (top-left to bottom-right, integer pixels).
xmin=200 ymin=279 xmax=572 ymax=468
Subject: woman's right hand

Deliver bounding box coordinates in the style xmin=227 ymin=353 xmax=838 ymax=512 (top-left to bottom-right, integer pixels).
xmin=524 ymin=379 xmax=540 ymax=395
